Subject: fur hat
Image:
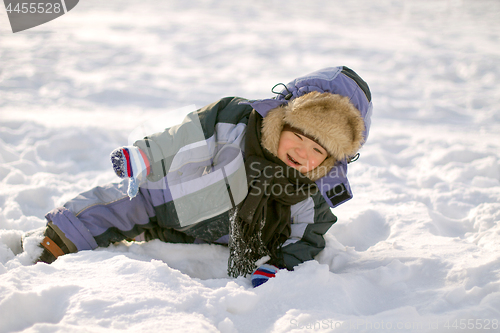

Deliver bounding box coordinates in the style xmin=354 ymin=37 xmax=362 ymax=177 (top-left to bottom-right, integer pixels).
xmin=261 ymin=91 xmax=365 ymax=181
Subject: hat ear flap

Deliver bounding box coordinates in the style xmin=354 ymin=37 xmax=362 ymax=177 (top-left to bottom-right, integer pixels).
xmin=261 ymin=106 xmax=286 ymax=156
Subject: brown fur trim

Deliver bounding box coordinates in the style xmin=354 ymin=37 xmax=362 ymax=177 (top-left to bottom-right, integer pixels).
xmin=261 ymin=91 xmax=365 ymax=181
xmin=261 ymin=107 xmax=286 ymax=157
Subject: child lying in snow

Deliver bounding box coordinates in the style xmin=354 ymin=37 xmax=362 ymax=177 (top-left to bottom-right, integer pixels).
xmin=25 ymin=67 xmax=372 ymax=287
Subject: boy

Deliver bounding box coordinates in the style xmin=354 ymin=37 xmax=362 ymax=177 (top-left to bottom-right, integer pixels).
xmin=28 ymin=66 xmax=372 ymax=287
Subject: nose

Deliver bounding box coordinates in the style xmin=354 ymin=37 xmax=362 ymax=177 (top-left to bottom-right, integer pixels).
xmin=295 ymin=145 xmax=308 ymax=159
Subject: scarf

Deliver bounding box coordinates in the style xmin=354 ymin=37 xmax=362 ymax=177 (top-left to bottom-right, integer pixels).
xmin=227 ymin=110 xmax=318 ymax=277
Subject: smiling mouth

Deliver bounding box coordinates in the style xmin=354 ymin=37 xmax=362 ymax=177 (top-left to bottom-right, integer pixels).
xmin=287 ymin=154 xmax=301 ymax=166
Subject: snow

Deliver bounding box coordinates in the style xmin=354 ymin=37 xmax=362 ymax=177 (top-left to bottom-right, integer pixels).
xmin=1 ymin=0 xmax=500 ymax=332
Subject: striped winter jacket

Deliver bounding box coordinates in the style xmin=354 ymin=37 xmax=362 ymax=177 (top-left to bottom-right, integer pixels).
xmin=133 ymin=96 xmax=338 ymax=270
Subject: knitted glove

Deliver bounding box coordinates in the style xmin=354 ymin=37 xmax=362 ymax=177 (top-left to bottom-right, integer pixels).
xmin=251 ymin=264 xmax=279 ymax=288
xmin=110 ymin=146 xmax=150 ymax=199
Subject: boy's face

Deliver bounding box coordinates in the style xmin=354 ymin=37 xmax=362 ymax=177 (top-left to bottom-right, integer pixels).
xmin=277 ymin=130 xmax=328 ymax=173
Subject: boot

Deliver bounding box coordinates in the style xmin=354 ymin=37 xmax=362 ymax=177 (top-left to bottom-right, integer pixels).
xmin=39 ymin=222 xmax=77 ymax=263
xmin=22 ymin=222 xmax=77 ymax=264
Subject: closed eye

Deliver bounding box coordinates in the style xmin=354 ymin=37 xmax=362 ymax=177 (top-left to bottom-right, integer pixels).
xmin=314 ymin=148 xmax=324 ymax=154
xmin=295 ymin=133 xmax=325 ymax=155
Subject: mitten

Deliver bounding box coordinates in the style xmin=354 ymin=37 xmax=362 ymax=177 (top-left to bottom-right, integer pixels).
xmin=110 ymin=146 xmax=150 ymax=199
xmin=251 ymin=264 xmax=279 ymax=287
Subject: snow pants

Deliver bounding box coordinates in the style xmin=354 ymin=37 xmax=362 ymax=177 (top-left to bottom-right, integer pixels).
xmin=45 ymin=179 xmax=189 ymax=252
xmin=45 ymin=178 xmax=231 ymax=252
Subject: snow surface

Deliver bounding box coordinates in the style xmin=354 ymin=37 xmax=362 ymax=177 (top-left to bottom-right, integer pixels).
xmin=1 ymin=0 xmax=500 ymax=332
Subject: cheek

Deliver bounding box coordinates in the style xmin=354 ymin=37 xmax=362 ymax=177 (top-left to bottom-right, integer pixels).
xmin=308 ymin=158 xmax=320 ymax=168
xmin=277 ymin=134 xmax=292 ymax=155
xmin=277 ymin=141 xmax=287 ymax=156
xmin=310 ymin=154 xmax=327 ymax=168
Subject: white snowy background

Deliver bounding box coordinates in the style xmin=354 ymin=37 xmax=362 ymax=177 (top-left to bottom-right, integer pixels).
xmin=1 ymin=0 xmax=500 ymax=332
